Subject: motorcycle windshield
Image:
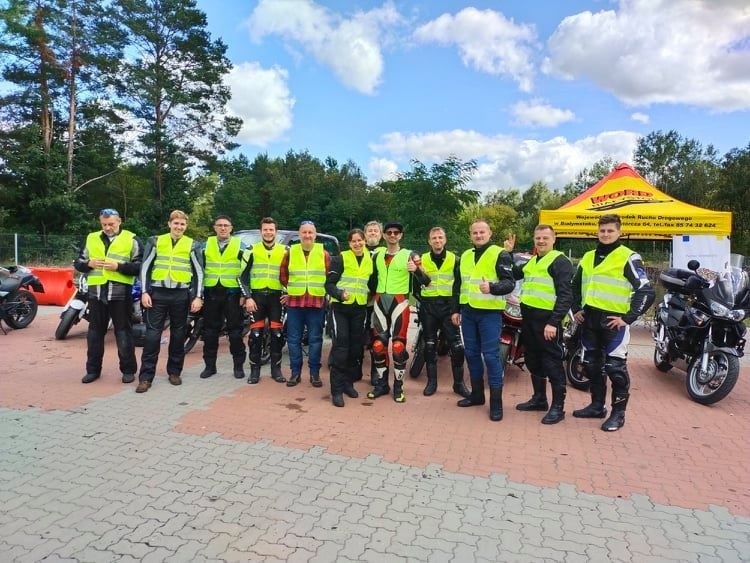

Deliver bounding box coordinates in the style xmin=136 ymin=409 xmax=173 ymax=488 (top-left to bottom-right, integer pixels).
xmin=704 ymin=267 xmax=747 ymax=308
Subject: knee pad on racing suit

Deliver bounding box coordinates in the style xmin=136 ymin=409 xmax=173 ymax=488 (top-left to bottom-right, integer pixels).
xmin=581 ymin=349 xmax=604 ymax=382
xmin=371 ymin=333 xmax=389 ymax=367
xmin=604 ymin=355 xmax=630 ymax=393
xmin=392 ymin=340 xmax=409 ymax=369
xmin=270 ymin=327 xmax=284 ymax=353
xmin=450 ymin=342 xmax=465 ymax=367
xmin=424 ymin=339 xmax=438 ymax=363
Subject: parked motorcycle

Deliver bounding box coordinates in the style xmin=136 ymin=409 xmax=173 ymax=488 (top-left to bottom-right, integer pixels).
xmin=0 ymin=265 xmax=44 ymax=332
xmin=54 ymin=276 xmax=149 ymax=345
xmin=652 ymin=259 xmax=749 ymax=404
xmin=499 ymin=253 xmax=531 ymax=371
xmin=407 ymin=303 xmax=449 ymax=378
xmin=562 ymin=313 xmax=589 ymax=390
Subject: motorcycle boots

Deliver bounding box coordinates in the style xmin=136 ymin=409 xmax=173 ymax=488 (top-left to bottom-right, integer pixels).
xmin=516 ymin=375 xmax=549 ymax=411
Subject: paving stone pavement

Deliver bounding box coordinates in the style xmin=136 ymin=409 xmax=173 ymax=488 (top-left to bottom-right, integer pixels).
xmin=0 ymin=310 xmax=749 ymax=562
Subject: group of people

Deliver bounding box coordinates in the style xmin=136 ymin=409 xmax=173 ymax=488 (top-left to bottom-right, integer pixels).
xmin=76 ymin=208 xmax=653 ymax=432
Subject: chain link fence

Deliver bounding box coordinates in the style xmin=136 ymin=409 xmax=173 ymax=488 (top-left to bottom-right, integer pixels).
xmin=0 ymin=233 xmax=82 ymax=267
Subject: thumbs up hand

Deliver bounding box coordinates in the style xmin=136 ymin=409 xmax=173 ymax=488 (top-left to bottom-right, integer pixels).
xmin=479 ymin=276 xmax=491 ymax=294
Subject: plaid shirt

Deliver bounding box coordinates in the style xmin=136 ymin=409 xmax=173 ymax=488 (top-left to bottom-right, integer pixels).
xmin=280 ymin=248 xmax=331 ymax=309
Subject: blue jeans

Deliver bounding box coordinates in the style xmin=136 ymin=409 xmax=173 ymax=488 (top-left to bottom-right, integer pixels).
xmin=286 ymin=306 xmax=325 ymax=376
xmin=461 ymin=306 xmax=503 ymax=388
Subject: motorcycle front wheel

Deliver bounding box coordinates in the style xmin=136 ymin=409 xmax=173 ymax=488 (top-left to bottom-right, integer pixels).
xmin=564 ymin=345 xmax=590 ymax=391
xmin=686 ymin=351 xmax=740 ymax=405
xmin=55 ymin=307 xmax=80 ymax=340
xmin=409 ymin=329 xmax=425 ymax=378
xmin=184 ymin=315 xmax=203 ymax=353
xmin=500 ymin=342 xmax=511 ymax=365
xmin=4 ymin=289 xmax=38 ymax=329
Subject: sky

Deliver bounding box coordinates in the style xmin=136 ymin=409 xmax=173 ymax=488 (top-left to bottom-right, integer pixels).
xmin=195 ymin=0 xmax=750 ymax=194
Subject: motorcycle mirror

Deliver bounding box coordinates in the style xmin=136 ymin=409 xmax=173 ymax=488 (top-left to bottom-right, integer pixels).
xmin=687 ymin=259 xmax=700 ymax=271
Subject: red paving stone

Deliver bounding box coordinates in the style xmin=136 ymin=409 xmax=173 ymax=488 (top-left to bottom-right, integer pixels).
xmin=176 ymin=326 xmax=750 ymax=517
xmin=3 ymin=311 xmax=749 ymax=517
xmin=0 ymin=308 xmax=202 ymax=410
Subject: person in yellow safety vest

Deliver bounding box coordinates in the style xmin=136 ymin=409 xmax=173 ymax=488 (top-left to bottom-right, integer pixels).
xmin=571 ymin=213 xmax=655 ymax=431
xmin=74 ymin=208 xmax=143 ymax=385
xmin=136 ymin=210 xmax=204 ymax=394
xmin=454 ymin=219 xmax=515 ymax=421
xmin=510 ymin=225 xmax=574 ymax=424
xmin=361 ymin=220 xmax=383 ymax=384
xmin=367 ymin=221 xmax=430 ymax=403
xmin=325 ymin=228 xmax=377 ymax=407
xmin=198 ymin=215 xmax=254 ymax=381
xmin=243 ymin=217 xmax=288 ymax=384
xmin=279 ymin=220 xmax=332 ymax=388
xmin=411 ymin=226 xmax=470 ymax=399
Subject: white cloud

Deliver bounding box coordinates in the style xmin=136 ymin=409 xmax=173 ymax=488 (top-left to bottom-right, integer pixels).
xmin=246 ymin=0 xmax=403 ymax=94
xmin=543 ymin=0 xmax=750 ymax=111
xmin=226 ymin=62 xmax=295 ymax=146
xmin=630 ymin=112 xmax=649 ymax=124
xmin=511 ymin=98 xmax=575 ymax=127
xmin=370 ymin=129 xmax=639 ymax=192
xmin=367 ymin=157 xmax=399 ymax=183
xmin=413 ymin=7 xmax=538 ymax=92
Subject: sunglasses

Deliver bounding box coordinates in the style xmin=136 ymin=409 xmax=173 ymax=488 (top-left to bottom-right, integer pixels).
xmin=214 ymin=223 xmax=232 ymax=228
xmin=385 ymin=230 xmax=401 ymax=235
xmin=99 ymin=208 xmax=119 ymax=217
xmin=300 ymin=220 xmax=315 ymax=226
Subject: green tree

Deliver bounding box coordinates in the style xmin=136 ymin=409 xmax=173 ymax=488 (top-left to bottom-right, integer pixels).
xmin=377 ymin=157 xmax=480 ymax=250
xmin=715 ymin=145 xmax=750 ymax=256
xmin=115 ymin=0 xmax=241 ymax=223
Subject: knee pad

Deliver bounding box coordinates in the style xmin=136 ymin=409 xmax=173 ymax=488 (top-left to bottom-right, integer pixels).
xmin=392 ymin=340 xmax=409 ymax=364
xmin=605 ymin=356 xmax=630 ymax=389
xmin=372 ymin=339 xmax=387 ymax=355
xmin=424 ymin=339 xmax=438 ymax=362
xmin=249 ymin=329 xmax=263 ymax=341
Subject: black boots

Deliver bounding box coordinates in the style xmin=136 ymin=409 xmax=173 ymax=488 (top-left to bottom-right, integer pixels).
xmin=423 ymin=363 xmax=438 ymax=396
xmin=200 ymin=359 xmax=217 ymax=379
xmin=270 ymin=355 xmax=286 ymax=383
xmin=233 ymin=355 xmax=246 ymax=379
xmin=573 ymin=378 xmax=607 ymax=418
xmin=248 ymin=364 xmax=261 ymax=384
xmin=516 ymin=375 xmax=548 ymax=411
xmin=457 ymin=379 xmax=485 ymax=407
xmin=452 ymin=363 xmax=470 ymax=398
xmin=331 ymin=393 xmax=345 ymax=407
xmin=489 ymin=387 xmax=503 ymax=421
xmin=601 ymin=393 xmax=629 ymax=431
xmin=541 ymin=385 xmax=566 ymax=425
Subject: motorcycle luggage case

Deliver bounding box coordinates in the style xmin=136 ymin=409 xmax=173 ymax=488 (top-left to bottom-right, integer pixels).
xmin=659 ymin=268 xmax=695 ymax=293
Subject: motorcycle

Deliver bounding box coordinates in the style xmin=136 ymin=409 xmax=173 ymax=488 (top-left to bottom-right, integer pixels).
xmin=54 ymin=275 xmax=149 ymax=345
xmin=562 ymin=313 xmax=589 ymax=390
xmin=652 ymin=259 xmax=749 ymax=405
xmin=0 ymin=265 xmax=44 ymax=333
xmin=499 ymin=253 xmax=532 ymax=371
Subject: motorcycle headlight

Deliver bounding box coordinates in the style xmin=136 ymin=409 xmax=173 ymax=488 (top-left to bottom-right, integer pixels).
xmin=709 ymin=302 xmax=746 ymax=321
xmin=505 ymin=303 xmax=522 ymax=319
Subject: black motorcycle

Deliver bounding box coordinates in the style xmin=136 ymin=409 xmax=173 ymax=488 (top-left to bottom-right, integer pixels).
xmin=0 ymin=265 xmax=45 ymax=332
xmin=652 ymin=259 xmax=748 ymax=405
xmin=184 ymin=309 xmax=276 ymax=365
xmin=562 ymin=313 xmax=589 ymax=391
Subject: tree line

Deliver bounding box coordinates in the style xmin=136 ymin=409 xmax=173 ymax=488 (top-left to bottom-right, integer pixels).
xmin=1 ymin=1 xmax=747 ymax=257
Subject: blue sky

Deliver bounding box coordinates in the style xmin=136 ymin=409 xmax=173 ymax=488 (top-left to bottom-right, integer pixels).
xmin=196 ymin=0 xmax=750 ymax=194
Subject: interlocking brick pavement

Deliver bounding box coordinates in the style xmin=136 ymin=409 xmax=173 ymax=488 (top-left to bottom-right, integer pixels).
xmin=0 ymin=308 xmax=748 ymax=561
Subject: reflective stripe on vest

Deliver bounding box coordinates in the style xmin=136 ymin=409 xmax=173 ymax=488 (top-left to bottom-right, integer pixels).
xmin=520 ymin=250 xmax=565 ymax=311
xmin=459 ymin=245 xmax=505 ymax=310
xmin=580 ymin=245 xmax=633 ymax=314
xmin=204 ymin=236 xmax=242 ymax=288
xmin=332 ymin=250 xmax=373 ymax=305
xmin=375 ymin=249 xmax=411 ymax=294
xmin=250 ymin=242 xmax=285 ymax=290
xmin=152 ymin=234 xmax=193 ymax=283
xmin=86 ymin=230 xmax=136 ymax=286
xmin=420 ymin=251 xmax=456 ymax=297
xmin=287 ymin=244 xmax=326 ymax=296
